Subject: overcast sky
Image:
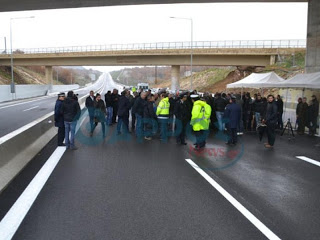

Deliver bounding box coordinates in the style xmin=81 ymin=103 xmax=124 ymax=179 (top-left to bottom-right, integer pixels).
xmin=0 ymin=2 xmax=308 ymax=72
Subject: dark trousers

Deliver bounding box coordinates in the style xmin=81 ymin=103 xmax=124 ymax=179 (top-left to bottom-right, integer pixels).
xmin=158 ymin=118 xmax=169 ymax=142
xmin=310 ymin=118 xmax=318 ymax=135
xmin=112 ymin=106 xmax=118 ymax=123
xmin=117 ymin=116 xmax=129 ymax=134
xmin=227 ymin=127 xmax=237 ymax=144
xmin=131 ymin=112 xmax=136 ymax=130
xmin=194 ymin=130 xmax=209 ymax=148
xmin=89 ymin=114 xmax=94 ymax=132
xmin=266 ymin=123 xmax=276 ymax=146
xmin=278 ymin=112 xmax=283 ymax=130
xmin=57 ymin=126 xmax=65 ymax=146
xmin=176 ymin=120 xmax=187 ymax=144
xmin=92 ymin=122 xmax=106 ymax=137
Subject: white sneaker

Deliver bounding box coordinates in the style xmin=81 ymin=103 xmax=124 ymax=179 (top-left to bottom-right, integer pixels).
xmin=144 ymin=136 xmax=152 ymax=141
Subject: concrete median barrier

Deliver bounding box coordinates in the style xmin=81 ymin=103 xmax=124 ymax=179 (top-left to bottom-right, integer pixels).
xmin=0 ymin=94 xmax=88 ymax=193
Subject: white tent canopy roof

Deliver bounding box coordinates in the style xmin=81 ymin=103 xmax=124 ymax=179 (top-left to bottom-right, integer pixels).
xmin=276 ymin=72 xmax=320 ymax=89
xmin=227 ymin=72 xmax=285 ymax=89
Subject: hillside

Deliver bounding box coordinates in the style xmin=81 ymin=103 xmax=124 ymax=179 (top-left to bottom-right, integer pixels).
xmin=115 ymin=51 xmax=305 ymax=93
xmin=0 ymin=66 xmax=101 ymax=86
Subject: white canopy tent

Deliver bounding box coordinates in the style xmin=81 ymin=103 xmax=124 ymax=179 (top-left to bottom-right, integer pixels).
xmin=276 ymin=72 xmax=320 ymax=89
xmin=226 ymin=72 xmax=285 ymax=89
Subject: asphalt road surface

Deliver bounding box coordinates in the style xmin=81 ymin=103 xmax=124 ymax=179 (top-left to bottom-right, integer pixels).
xmin=1 ymin=120 xmax=319 ymax=239
xmin=0 ymin=73 xmax=122 ymax=138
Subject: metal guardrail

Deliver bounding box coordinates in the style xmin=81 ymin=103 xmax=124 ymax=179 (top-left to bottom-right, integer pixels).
xmin=0 ymin=39 xmax=306 ymax=55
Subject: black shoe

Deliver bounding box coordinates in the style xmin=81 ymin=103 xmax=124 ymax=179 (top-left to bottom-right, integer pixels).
xmin=181 ymin=142 xmax=187 ymax=145
xmin=58 ymin=143 xmax=66 ymax=147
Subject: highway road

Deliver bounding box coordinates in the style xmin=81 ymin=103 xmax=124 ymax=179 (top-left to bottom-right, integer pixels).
xmin=0 ymin=121 xmax=319 ymax=239
xmin=0 ymin=73 xmax=122 ymax=139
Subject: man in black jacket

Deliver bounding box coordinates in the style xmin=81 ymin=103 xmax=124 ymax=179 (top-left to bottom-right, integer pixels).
xmin=174 ymin=93 xmax=190 ymax=145
xmin=276 ymin=95 xmax=284 ymax=130
xmin=61 ymin=91 xmax=81 ymax=150
xmin=85 ymin=90 xmax=95 ymax=132
xmin=309 ymin=95 xmax=319 ymax=136
xmin=111 ymin=89 xmax=120 ymax=124
xmin=105 ymin=90 xmax=113 ymax=126
xmin=262 ymin=95 xmax=278 ymax=148
xmin=214 ymin=93 xmax=227 ymax=131
xmin=132 ymin=92 xmax=147 ymax=141
xmin=117 ymin=90 xmax=131 ymax=135
xmin=253 ymin=94 xmax=265 ymax=126
xmin=54 ymin=92 xmax=66 ymax=146
xmin=143 ymin=94 xmax=157 ymax=140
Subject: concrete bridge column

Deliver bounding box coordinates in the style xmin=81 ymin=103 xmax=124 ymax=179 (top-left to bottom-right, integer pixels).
xmin=306 ymin=0 xmax=320 ymax=73
xmin=171 ymin=65 xmax=180 ymax=92
xmin=45 ymin=66 xmax=53 ymax=85
xmin=270 ymin=55 xmax=276 ymax=66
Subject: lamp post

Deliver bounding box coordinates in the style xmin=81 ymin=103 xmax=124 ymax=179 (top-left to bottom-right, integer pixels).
xmin=170 ymin=16 xmax=193 ymax=90
xmin=10 ymin=16 xmax=35 ymax=98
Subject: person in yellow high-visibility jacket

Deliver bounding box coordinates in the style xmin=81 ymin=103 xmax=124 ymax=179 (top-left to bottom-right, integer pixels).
xmin=156 ymin=93 xmax=170 ymax=142
xmin=190 ymin=94 xmax=212 ymax=150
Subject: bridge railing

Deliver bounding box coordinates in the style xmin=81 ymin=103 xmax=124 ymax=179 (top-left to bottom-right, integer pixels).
xmin=0 ymin=39 xmax=306 ymax=55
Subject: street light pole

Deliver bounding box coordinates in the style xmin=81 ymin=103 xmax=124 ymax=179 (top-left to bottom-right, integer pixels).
xmin=170 ymin=16 xmax=193 ymax=90
xmin=10 ymin=16 xmax=35 ymax=99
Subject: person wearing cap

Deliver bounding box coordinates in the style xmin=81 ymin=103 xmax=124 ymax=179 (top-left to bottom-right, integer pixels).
xmin=54 ymin=92 xmax=66 ymax=146
xmin=174 ymin=93 xmax=190 ymax=145
xmin=156 ymin=92 xmax=170 ymax=143
xmin=224 ymin=95 xmax=241 ymax=146
xmin=190 ymin=94 xmax=212 ymax=150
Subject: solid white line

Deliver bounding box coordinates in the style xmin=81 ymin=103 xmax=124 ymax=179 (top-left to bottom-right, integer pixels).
xmin=23 ymin=106 xmax=39 ymax=112
xmin=296 ymin=156 xmax=320 ymax=167
xmin=0 ymin=147 xmax=66 ymax=240
xmin=185 ymin=159 xmax=281 ymax=240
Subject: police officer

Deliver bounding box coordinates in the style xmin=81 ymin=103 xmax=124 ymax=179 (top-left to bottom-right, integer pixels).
xmin=190 ymin=94 xmax=212 ymax=150
xmin=54 ymin=92 xmax=66 ymax=146
xmin=156 ymin=92 xmax=170 ymax=143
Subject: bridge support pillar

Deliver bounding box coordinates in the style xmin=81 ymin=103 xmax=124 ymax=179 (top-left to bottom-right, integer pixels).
xmin=270 ymin=55 xmax=276 ymax=65
xmin=45 ymin=66 xmax=53 ymax=85
xmin=306 ymin=0 xmax=320 ymax=73
xmin=171 ymin=65 xmax=180 ymax=92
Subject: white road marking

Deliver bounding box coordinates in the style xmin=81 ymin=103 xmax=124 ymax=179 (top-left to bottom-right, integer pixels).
xmin=0 ymin=147 xmax=66 ymax=240
xmin=185 ymin=159 xmax=281 ymax=240
xmin=296 ymin=156 xmax=320 ymax=167
xmin=0 ymin=96 xmax=53 ymax=110
xmin=23 ymin=106 xmax=39 ymax=112
xmin=0 ymin=94 xmax=89 ymax=145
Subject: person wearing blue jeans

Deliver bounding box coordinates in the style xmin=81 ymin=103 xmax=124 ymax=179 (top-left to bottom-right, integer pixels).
xmin=106 ymin=107 xmax=113 ymax=125
xmin=64 ymin=121 xmax=77 ymax=149
xmin=135 ymin=113 xmax=143 ymax=140
xmin=60 ymin=91 xmax=81 ymax=150
xmin=216 ymin=111 xmax=224 ymax=131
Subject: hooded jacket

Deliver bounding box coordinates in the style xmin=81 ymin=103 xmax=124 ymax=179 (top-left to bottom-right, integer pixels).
xmin=191 ymin=100 xmax=212 ymax=131
xmin=156 ymin=97 xmax=170 ymax=118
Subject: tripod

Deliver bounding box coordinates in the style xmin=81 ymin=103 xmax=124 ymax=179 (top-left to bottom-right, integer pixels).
xmin=281 ymin=118 xmax=295 ymax=138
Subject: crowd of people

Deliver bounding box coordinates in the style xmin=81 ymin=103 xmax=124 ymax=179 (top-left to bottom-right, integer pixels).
xmin=54 ymin=88 xmax=319 ymax=151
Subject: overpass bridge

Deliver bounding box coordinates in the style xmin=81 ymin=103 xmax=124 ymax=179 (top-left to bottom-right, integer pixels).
xmin=0 ymin=39 xmax=306 ymax=90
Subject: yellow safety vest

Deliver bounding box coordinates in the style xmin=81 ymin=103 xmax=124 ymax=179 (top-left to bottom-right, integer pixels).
xmin=190 ymin=100 xmax=212 ymax=131
xmin=156 ymin=97 xmax=170 ymax=117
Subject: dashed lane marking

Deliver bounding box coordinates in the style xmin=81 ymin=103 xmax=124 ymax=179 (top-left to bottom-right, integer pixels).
xmin=296 ymin=156 xmax=320 ymax=167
